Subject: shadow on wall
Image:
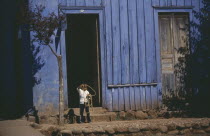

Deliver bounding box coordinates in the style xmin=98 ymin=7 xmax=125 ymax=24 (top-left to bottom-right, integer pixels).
xmin=0 ymin=0 xmax=44 ymax=118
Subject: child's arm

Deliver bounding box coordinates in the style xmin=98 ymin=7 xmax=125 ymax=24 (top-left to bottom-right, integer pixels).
xmin=77 ymin=85 xmax=81 ymax=93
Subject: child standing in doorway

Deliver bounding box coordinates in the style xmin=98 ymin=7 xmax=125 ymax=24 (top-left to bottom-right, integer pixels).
xmin=77 ymin=84 xmax=91 ymax=123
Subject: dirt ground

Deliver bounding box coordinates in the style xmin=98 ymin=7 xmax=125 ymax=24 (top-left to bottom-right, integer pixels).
xmin=0 ymin=119 xmax=44 ymax=136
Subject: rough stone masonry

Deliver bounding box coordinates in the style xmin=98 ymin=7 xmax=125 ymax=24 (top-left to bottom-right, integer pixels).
xmin=30 ymin=118 xmax=210 ymax=136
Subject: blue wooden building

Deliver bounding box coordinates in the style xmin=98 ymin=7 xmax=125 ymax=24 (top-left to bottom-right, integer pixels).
xmin=31 ymin=0 xmax=203 ymax=113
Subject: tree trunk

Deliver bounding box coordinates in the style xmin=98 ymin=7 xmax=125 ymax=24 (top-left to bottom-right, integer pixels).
xmin=57 ymin=55 xmax=64 ymax=125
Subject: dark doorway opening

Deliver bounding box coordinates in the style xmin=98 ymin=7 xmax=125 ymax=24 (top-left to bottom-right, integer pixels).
xmin=65 ymin=14 xmax=101 ymax=108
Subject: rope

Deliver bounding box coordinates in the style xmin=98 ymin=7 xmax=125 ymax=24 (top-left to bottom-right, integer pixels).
xmin=86 ymin=84 xmax=96 ymax=96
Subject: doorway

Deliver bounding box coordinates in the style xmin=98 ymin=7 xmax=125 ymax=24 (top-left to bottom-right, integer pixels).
xmin=65 ymin=14 xmax=101 ymax=108
xmin=158 ymin=12 xmax=189 ymax=96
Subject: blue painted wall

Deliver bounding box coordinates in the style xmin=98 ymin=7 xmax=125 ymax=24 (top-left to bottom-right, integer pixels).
xmin=31 ymin=0 xmax=202 ymax=113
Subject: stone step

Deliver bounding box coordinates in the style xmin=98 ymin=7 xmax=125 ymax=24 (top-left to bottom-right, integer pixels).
xmin=82 ymin=112 xmax=116 ymax=122
xmin=65 ymin=107 xmax=108 ymax=115
xmin=64 ymin=107 xmax=117 ymax=123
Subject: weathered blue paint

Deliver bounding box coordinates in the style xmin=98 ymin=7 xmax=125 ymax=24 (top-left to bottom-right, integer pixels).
xmin=104 ymin=0 xmax=113 ymax=111
xmin=111 ymin=0 xmax=121 ymax=111
xmin=31 ymin=0 xmax=202 ymax=112
xmin=177 ymin=0 xmax=185 ymax=6
xmin=128 ymin=0 xmax=138 ymax=110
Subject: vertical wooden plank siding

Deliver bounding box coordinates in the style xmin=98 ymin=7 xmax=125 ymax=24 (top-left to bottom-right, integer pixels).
xmin=144 ymin=0 xmax=156 ymax=109
xmin=140 ymin=87 xmax=146 ymax=110
xmin=144 ymin=0 xmax=156 ymax=83
xmin=111 ymin=0 xmax=121 ymax=111
xmin=168 ymin=0 xmax=172 ymax=6
xmin=153 ymin=7 xmax=162 ymax=108
xmin=104 ymin=0 xmax=113 ymax=111
xmin=184 ymin=0 xmax=192 ymax=6
xmin=152 ymin=0 xmax=160 ymax=6
xmin=171 ymin=0 xmax=177 ymax=6
xmin=118 ymin=88 xmax=124 ymax=111
xmin=128 ymin=0 xmax=138 ymax=110
xmin=176 ymin=0 xmax=185 ymax=6
xmin=145 ymin=86 xmax=151 ymax=109
xmin=94 ymin=0 xmax=102 ymax=6
xmin=76 ymin=0 xmax=86 ymax=6
xmin=67 ymin=0 xmax=76 ymax=6
xmin=136 ymin=0 xmax=147 ymax=110
xmin=85 ymin=0 xmax=94 ymax=6
xmin=136 ymin=0 xmax=146 ymax=84
xmin=119 ymin=0 xmax=130 ymax=111
xmin=160 ymin=0 xmax=167 ymax=6
xmin=151 ymin=86 xmax=158 ymax=109
xmin=59 ymin=0 xmax=67 ymax=6
xmin=111 ymin=88 xmax=118 ymax=111
xmin=134 ymin=86 xmax=141 ymax=110
xmin=98 ymin=11 xmax=106 ymax=109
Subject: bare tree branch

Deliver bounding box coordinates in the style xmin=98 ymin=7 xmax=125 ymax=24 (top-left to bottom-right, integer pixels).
xmin=47 ymin=44 xmax=59 ymax=58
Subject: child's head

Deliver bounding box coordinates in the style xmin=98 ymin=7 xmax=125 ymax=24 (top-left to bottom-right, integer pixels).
xmin=80 ymin=84 xmax=87 ymax=91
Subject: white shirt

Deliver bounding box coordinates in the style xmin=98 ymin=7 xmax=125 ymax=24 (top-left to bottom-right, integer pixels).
xmin=77 ymin=88 xmax=90 ymax=104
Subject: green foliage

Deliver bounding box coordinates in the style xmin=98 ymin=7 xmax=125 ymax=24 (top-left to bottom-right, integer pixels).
xmin=24 ymin=4 xmax=65 ymax=46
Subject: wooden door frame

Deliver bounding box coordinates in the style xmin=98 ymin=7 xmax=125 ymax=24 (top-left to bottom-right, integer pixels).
xmin=153 ymin=7 xmax=193 ymax=97
xmin=59 ymin=6 xmax=106 ymax=107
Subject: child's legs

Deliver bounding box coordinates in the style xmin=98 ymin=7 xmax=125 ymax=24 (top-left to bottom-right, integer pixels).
xmin=79 ymin=104 xmax=85 ymax=122
xmin=85 ymin=106 xmax=91 ymax=122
